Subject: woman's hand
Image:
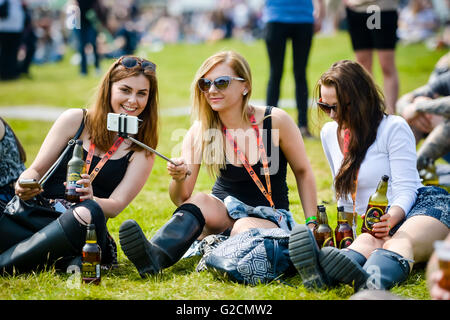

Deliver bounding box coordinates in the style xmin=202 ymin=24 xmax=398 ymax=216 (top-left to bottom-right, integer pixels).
xmin=372 ymin=213 xmax=393 ymax=239
xmin=167 ymin=158 xmax=189 ymax=182
xmin=64 ymin=174 xmax=94 ymax=201
xmin=15 ymin=180 xmax=43 ymax=201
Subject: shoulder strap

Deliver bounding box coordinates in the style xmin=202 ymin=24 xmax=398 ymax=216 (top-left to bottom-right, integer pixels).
xmin=39 ymin=109 xmax=86 ymax=186
xmin=263 ymin=106 xmax=273 ymax=156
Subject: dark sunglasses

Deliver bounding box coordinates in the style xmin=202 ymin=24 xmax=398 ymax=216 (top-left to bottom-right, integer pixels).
xmin=317 ymin=99 xmax=337 ymax=113
xmin=198 ymin=76 xmax=245 ymax=92
xmin=118 ymin=56 xmax=156 ymax=71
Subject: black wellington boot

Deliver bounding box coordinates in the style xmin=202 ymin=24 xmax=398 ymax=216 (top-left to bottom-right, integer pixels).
xmin=0 ymin=219 xmax=78 ymax=274
xmin=319 ymin=246 xmax=368 ymax=286
xmin=119 ymin=203 xmax=205 ymax=278
xmin=320 ymin=247 xmax=411 ymax=291
xmin=288 ymin=224 xmax=330 ymax=289
xmin=355 ymin=248 xmax=411 ymax=291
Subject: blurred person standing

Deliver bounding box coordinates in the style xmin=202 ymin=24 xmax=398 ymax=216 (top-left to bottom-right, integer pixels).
xmin=75 ymin=0 xmax=108 ymax=76
xmin=263 ymin=0 xmax=325 ymax=138
xmin=344 ymin=0 xmax=400 ymax=114
xmin=0 ymin=0 xmax=25 ymax=80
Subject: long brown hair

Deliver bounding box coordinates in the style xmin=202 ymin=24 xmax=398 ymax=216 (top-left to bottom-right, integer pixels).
xmin=191 ymin=50 xmax=252 ymax=178
xmin=314 ymin=60 xmax=386 ymax=200
xmin=0 ymin=117 xmax=26 ymax=163
xmin=86 ymin=56 xmax=159 ymax=154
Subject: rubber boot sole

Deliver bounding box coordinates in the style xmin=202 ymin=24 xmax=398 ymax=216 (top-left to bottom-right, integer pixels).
xmin=119 ymin=219 xmax=159 ymax=278
xmin=288 ymin=224 xmax=328 ymax=289
xmin=319 ymin=246 xmax=367 ymax=286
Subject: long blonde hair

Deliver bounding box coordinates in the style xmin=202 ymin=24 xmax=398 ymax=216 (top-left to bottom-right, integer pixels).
xmin=191 ymin=51 xmax=252 ymax=178
xmin=86 ymin=56 xmax=159 ymax=154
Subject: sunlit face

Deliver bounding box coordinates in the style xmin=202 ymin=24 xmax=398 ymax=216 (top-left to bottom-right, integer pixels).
xmin=110 ymin=74 xmax=150 ymax=117
xmin=320 ymin=85 xmax=338 ymax=122
xmin=202 ymin=62 xmax=247 ymax=112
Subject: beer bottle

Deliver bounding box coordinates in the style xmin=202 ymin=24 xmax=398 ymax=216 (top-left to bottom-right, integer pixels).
xmin=335 ymin=206 xmax=354 ymax=249
xmin=81 ymin=224 xmax=102 ymax=285
xmin=423 ymin=158 xmax=439 ymax=186
xmin=65 ymin=140 xmax=85 ymax=203
xmin=313 ymin=205 xmax=335 ymax=248
xmin=361 ymin=175 xmax=389 ymax=235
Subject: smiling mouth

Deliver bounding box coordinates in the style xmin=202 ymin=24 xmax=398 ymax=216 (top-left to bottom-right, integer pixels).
xmin=121 ymin=104 xmax=137 ymax=112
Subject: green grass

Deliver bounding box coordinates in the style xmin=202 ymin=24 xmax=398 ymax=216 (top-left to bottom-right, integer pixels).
xmin=0 ymin=33 xmax=446 ymax=300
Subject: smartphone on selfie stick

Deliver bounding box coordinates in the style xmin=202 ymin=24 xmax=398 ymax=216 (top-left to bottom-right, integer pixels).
xmin=107 ymin=113 xmax=191 ymax=175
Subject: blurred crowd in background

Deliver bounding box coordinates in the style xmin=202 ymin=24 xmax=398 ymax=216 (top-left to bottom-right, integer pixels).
xmin=0 ymin=0 xmax=449 ymax=79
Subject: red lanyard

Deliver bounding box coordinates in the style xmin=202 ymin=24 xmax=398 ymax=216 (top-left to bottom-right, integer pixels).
xmin=222 ymin=114 xmax=274 ymax=209
xmin=85 ymin=137 xmax=124 ymax=182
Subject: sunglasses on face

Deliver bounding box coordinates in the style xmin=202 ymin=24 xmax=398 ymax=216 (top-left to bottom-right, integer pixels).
xmin=117 ymin=56 xmax=156 ymax=71
xmin=317 ymin=98 xmax=337 ymax=113
xmin=198 ymin=76 xmax=245 ymax=92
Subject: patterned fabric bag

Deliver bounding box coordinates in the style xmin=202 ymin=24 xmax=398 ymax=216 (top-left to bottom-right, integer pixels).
xmin=204 ymin=228 xmax=293 ymax=285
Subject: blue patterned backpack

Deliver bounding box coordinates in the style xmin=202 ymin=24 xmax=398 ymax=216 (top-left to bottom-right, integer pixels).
xmin=203 ymin=228 xmax=293 ymax=285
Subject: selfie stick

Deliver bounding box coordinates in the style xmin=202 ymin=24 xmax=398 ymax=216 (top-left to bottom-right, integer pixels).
xmin=117 ymin=116 xmax=191 ymax=175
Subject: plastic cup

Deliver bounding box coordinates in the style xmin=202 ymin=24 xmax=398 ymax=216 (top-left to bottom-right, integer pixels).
xmin=433 ymin=240 xmax=450 ymax=290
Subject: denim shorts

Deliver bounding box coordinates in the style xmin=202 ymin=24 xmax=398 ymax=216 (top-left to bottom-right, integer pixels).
xmin=390 ymin=186 xmax=449 ymax=234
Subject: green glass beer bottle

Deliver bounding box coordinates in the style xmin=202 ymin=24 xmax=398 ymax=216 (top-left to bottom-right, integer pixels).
xmin=335 ymin=206 xmax=354 ymax=249
xmin=361 ymin=175 xmax=389 ymax=235
xmin=65 ymin=140 xmax=85 ymax=203
xmin=81 ymin=224 xmax=102 ymax=285
xmin=314 ymin=205 xmax=335 ymax=248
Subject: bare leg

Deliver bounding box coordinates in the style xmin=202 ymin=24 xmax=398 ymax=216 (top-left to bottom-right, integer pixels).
xmin=383 ymin=215 xmax=449 ymax=269
xmin=230 ymin=217 xmax=278 ymax=236
xmin=185 ymin=193 xmax=234 ymax=239
xmin=354 ymin=49 xmax=373 ymax=75
xmin=186 ymin=193 xmax=280 ymax=239
xmin=347 ymin=232 xmax=386 ymax=259
xmin=377 ymin=49 xmax=399 ymax=114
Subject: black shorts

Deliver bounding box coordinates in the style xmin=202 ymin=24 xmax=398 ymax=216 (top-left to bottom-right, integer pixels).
xmin=346 ymin=7 xmax=398 ymax=50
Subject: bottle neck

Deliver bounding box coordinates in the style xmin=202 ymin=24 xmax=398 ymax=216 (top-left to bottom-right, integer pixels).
xmin=319 ymin=211 xmax=328 ymax=224
xmin=376 ymin=180 xmax=388 ymax=196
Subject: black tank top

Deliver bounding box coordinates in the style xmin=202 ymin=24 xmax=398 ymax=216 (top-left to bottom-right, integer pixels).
xmin=42 ymin=145 xmax=133 ymax=199
xmin=212 ymin=106 xmax=289 ymax=210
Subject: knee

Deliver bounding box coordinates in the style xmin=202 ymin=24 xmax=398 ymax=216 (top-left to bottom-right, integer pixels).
xmin=72 ymin=199 xmax=105 ymax=226
xmin=355 ymin=232 xmax=385 ymax=248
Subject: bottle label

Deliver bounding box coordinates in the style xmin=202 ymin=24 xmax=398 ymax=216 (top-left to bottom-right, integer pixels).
xmin=67 ymin=172 xmax=82 ymax=189
xmin=82 ymin=262 xmax=100 ymax=279
xmin=364 ymin=206 xmax=385 ymax=231
xmin=322 ymin=237 xmax=334 ymax=248
xmin=339 ymin=237 xmax=354 ymax=249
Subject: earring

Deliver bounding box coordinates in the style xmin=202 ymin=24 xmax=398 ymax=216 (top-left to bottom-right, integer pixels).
xmin=243 ymin=90 xmax=248 ymax=96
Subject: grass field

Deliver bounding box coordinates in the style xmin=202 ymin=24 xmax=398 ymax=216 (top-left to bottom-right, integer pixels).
xmin=0 ymin=32 xmax=447 ymax=300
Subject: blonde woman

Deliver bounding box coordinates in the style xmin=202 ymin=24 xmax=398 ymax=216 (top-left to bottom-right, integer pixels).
xmin=119 ymin=50 xmax=318 ymax=278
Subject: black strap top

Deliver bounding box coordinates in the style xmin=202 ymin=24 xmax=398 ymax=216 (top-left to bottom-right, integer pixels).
xmin=212 ymin=106 xmax=289 ymax=210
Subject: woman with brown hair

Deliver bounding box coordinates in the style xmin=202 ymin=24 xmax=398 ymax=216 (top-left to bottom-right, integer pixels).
xmin=119 ymin=50 xmax=318 ymax=278
xmin=288 ymin=60 xmax=449 ymax=291
xmin=0 ymin=56 xmax=159 ymax=273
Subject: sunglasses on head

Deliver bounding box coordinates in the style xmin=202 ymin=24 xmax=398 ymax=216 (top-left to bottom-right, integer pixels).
xmin=198 ymin=76 xmax=245 ymax=92
xmin=317 ymin=98 xmax=337 ymax=113
xmin=117 ymin=56 xmax=156 ymax=71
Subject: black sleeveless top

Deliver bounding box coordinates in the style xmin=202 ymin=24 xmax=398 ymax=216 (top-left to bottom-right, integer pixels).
xmin=42 ymin=145 xmax=133 ymax=199
xmin=212 ymin=106 xmax=289 ymax=210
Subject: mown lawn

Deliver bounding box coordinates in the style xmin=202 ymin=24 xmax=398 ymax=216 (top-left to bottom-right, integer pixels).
xmin=0 ymin=33 xmax=446 ymax=301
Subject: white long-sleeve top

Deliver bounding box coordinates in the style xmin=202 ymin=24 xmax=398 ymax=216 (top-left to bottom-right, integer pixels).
xmin=320 ymin=115 xmax=423 ymax=216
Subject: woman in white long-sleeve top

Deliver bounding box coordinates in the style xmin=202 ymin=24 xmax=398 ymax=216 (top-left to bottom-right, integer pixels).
xmin=288 ymin=60 xmax=449 ymax=291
